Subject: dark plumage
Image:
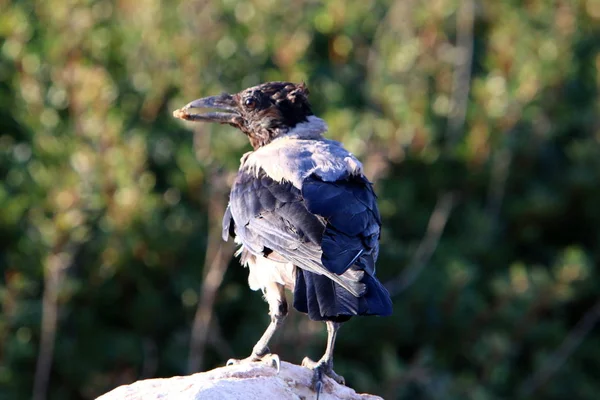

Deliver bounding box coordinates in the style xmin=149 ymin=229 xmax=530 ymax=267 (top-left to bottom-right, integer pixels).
xmin=174 ymin=81 xmax=392 ymax=396
xmin=223 ymin=170 xmax=390 ymax=320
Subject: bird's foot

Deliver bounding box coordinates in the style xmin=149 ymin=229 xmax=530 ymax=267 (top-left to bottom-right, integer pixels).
xmin=226 ymin=348 xmax=280 ymax=373
xmin=302 ymin=357 xmax=345 ymax=398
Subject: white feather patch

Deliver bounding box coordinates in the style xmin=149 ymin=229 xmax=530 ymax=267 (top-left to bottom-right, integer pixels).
xmin=245 ymin=253 xmax=296 ymax=292
xmin=240 ymin=117 xmax=364 ymax=189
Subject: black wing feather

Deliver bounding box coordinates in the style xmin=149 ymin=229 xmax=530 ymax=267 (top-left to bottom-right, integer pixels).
xmin=302 ymin=176 xmax=381 ymax=273
xmin=227 ymin=167 xmax=392 ymax=320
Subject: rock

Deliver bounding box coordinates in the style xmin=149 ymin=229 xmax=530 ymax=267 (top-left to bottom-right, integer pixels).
xmin=97 ymin=361 xmax=382 ymax=400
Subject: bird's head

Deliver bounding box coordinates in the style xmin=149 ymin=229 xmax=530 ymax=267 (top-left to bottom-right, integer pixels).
xmin=173 ymin=81 xmax=317 ymax=149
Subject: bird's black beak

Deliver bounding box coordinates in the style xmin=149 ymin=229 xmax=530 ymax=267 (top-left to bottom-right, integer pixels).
xmin=173 ymin=93 xmax=241 ymax=125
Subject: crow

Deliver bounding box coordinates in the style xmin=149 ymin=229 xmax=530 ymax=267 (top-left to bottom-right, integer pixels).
xmin=173 ymin=81 xmax=392 ymax=396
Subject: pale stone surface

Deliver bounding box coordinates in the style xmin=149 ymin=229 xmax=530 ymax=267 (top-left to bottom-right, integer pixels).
xmin=97 ymin=361 xmax=383 ymax=400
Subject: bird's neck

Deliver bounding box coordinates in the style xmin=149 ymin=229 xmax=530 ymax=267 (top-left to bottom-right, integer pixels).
xmin=247 ymin=116 xmax=328 ymax=149
xmin=283 ymin=116 xmax=328 ymax=140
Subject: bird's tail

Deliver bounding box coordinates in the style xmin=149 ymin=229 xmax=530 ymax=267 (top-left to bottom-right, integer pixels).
xmin=293 ymin=269 xmax=393 ymax=321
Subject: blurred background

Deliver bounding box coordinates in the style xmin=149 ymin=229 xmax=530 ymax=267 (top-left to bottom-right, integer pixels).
xmin=1 ymin=0 xmax=599 ymax=399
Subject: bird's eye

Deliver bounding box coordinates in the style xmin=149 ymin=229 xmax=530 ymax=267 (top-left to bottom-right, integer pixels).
xmin=244 ymin=97 xmax=257 ymax=109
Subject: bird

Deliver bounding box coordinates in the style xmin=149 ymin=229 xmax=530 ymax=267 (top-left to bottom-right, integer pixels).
xmin=173 ymin=81 xmax=393 ymax=396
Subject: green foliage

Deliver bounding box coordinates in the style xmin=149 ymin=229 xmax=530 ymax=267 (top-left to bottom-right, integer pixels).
xmin=1 ymin=0 xmax=599 ymax=399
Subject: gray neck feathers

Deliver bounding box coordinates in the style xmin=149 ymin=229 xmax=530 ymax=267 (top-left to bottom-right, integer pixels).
xmin=284 ymin=116 xmax=328 ymax=139
xmin=239 ymin=128 xmax=364 ymax=189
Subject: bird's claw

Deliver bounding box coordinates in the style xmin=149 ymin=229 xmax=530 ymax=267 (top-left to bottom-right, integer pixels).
xmin=260 ymin=353 xmax=280 ymax=373
xmin=225 ymin=358 xmax=237 ymax=367
xmin=302 ymin=356 xmax=345 ymax=398
xmin=314 ymin=379 xmax=324 ymax=400
xmin=225 ymin=353 xmax=280 ymax=373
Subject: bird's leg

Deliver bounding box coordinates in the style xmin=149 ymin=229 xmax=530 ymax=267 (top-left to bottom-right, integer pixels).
xmin=302 ymin=321 xmax=345 ymax=396
xmin=227 ymin=282 xmax=287 ymax=372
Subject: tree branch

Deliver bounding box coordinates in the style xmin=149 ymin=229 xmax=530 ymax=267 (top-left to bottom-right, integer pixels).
xmin=446 ymin=0 xmax=475 ymax=149
xmin=519 ymin=298 xmax=600 ymax=396
xmin=187 ymin=169 xmax=234 ymax=373
xmin=33 ymin=247 xmax=75 ymax=400
xmin=385 ymin=192 xmax=456 ymax=296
